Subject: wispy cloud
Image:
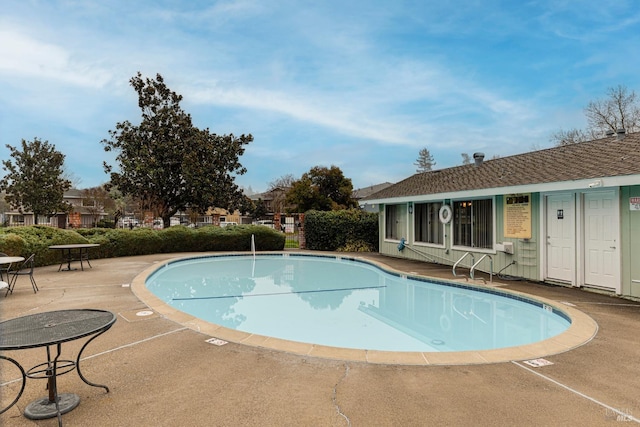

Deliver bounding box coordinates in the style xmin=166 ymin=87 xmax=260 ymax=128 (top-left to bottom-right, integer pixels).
xmin=1 ymin=1 xmax=638 ymax=191
xmin=0 ymin=27 xmax=113 ymax=88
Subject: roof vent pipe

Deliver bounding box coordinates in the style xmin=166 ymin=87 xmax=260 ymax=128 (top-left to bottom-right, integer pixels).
xmin=473 ymin=152 xmax=485 ymax=166
xmin=605 ymin=130 xmax=615 ymax=137
xmin=616 ymin=128 xmax=626 ymax=140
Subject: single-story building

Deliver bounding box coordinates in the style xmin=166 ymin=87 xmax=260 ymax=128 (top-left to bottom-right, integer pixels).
xmin=362 ymin=130 xmax=640 ymax=300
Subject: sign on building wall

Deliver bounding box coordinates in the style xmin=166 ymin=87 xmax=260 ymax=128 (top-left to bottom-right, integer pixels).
xmin=504 ymin=194 xmax=532 ymax=239
xmin=630 ymin=197 xmax=640 ymax=211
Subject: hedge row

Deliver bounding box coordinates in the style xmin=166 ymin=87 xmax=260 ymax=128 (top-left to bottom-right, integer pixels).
xmin=303 ymin=209 xmax=378 ymax=252
xmin=0 ymin=225 xmax=285 ymax=267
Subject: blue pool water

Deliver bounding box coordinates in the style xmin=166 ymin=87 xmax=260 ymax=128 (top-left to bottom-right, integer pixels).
xmin=146 ymin=254 xmax=570 ymax=352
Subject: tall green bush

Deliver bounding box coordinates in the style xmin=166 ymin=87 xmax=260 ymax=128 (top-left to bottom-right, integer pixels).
xmin=0 ymin=225 xmax=285 ymax=267
xmin=0 ymin=226 xmax=89 ymax=266
xmin=304 ymin=210 xmax=378 ymax=251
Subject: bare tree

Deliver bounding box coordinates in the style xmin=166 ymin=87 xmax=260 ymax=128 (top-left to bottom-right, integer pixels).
xmin=550 ymin=128 xmax=591 ymax=146
xmin=266 ymin=174 xmax=296 ymax=214
xmin=585 ymin=85 xmax=640 ymax=136
xmin=82 ymin=185 xmax=116 ymax=227
xmin=551 ymin=85 xmax=640 ymax=146
xmin=415 ymin=148 xmax=436 ymax=173
xmin=461 ymin=153 xmax=471 ymax=165
xmin=267 ymin=174 xmax=296 ymax=191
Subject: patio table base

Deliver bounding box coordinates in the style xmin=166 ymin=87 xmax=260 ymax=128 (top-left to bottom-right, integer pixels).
xmin=24 ymin=393 xmax=80 ymax=420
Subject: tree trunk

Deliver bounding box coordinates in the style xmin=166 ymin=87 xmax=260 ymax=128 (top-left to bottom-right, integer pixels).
xmin=163 ymin=216 xmax=171 ymax=229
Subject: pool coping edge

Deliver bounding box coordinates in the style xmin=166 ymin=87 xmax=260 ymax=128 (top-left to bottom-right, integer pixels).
xmin=130 ymin=252 xmax=598 ymax=366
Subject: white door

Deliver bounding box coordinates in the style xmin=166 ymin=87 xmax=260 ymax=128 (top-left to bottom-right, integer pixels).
xmin=584 ymin=191 xmax=618 ymax=290
xmin=546 ymin=194 xmax=575 ymax=283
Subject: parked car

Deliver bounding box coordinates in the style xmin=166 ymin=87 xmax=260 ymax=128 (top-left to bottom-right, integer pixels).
xmin=120 ymin=217 xmax=139 ymax=228
xmin=255 ymin=220 xmax=274 ymax=228
xmin=220 ymin=221 xmax=238 ymax=228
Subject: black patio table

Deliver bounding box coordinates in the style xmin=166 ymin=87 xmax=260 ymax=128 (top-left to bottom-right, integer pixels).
xmin=0 ymin=309 xmax=116 ymax=426
xmin=49 ymin=244 xmax=100 ymax=271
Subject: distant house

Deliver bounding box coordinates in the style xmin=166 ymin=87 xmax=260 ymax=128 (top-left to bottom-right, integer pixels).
xmin=249 ymin=187 xmax=292 ymax=216
xmin=352 ymin=182 xmax=394 ymax=212
xmin=363 ymin=130 xmax=640 ymax=300
xmin=2 ymin=188 xmax=108 ymax=228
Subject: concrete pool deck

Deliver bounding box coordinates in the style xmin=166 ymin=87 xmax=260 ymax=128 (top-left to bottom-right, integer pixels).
xmin=1 ymin=251 xmax=639 ymax=425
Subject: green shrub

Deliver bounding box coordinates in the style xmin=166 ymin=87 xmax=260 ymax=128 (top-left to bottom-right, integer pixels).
xmin=336 ymin=239 xmax=376 ymax=252
xmin=191 ymin=225 xmax=285 ymax=252
xmin=0 ymin=233 xmax=26 ymax=257
xmin=157 ymin=225 xmax=197 ymax=253
xmin=0 ymin=224 xmax=285 ymax=268
xmin=304 ymin=210 xmax=378 ymax=251
xmin=0 ymin=225 xmax=89 ymax=266
xmin=96 ymin=219 xmax=115 ymax=228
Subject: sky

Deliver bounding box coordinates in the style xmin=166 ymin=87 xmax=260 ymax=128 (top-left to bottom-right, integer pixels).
xmin=1 ymin=1 xmax=639 ymax=194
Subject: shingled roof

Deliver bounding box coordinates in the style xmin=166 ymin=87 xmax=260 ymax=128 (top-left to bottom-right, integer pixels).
xmin=352 ymin=182 xmax=394 ymax=200
xmin=364 ymin=131 xmax=640 ymax=201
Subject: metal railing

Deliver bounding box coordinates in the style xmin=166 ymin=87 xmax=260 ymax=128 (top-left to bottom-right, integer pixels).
xmin=452 ymin=252 xmax=474 ymax=277
xmin=470 ymin=254 xmax=493 ymax=283
xmin=452 ymin=252 xmax=494 ymax=283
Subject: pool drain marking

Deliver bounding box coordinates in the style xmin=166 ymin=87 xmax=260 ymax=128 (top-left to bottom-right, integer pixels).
xmin=172 ymin=285 xmax=387 ymax=301
xmin=136 ymin=310 xmax=154 ymax=317
xmin=522 ymin=358 xmax=553 ymax=368
xmin=206 ymin=338 xmax=228 ymax=346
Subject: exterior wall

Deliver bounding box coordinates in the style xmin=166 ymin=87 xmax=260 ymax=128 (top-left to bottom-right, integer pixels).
xmin=2 ymin=190 xmax=107 ymax=228
xmin=621 ymin=185 xmax=640 ymax=298
xmin=494 ymin=193 xmax=541 ymax=281
xmin=378 ymin=194 xmax=542 ymax=281
xmin=378 ymin=188 xmax=638 ymax=299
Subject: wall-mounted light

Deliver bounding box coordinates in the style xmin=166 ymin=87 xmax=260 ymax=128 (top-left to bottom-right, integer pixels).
xmin=588 ymin=179 xmax=603 ymax=188
xmin=408 ymin=202 xmax=413 ymax=214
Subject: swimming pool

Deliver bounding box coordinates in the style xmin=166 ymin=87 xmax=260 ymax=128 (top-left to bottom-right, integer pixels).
xmin=145 ymin=254 xmax=571 ymax=353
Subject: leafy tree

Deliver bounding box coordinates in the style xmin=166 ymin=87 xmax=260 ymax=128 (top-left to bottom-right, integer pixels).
xmin=0 ymin=193 xmax=9 ymax=226
xmin=102 ymin=72 xmax=252 ymax=228
xmin=414 ymin=148 xmax=436 ymax=172
xmin=286 ymin=165 xmax=357 ymax=212
xmin=107 ymin=186 xmax=128 ymax=227
xmin=0 ymin=138 xmax=71 ymax=224
xmin=82 ymin=185 xmax=115 ymax=227
xmin=253 ymin=198 xmax=268 ymax=220
xmin=236 ymin=195 xmax=256 ymax=217
xmin=551 ymin=85 xmax=640 ymax=146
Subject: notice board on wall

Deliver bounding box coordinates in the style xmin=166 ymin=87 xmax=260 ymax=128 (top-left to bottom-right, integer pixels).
xmin=504 ymin=194 xmax=532 ymax=239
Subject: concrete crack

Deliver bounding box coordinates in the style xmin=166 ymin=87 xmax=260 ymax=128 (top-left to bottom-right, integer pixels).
xmin=332 ymin=363 xmax=351 ymax=426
